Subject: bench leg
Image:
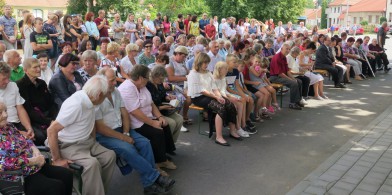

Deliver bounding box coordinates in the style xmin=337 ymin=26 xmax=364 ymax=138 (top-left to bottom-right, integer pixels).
xmin=279 ymin=86 xmax=283 ymax=108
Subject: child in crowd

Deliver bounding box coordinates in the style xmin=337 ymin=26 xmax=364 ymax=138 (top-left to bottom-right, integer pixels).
xmin=249 ymin=56 xmax=280 ymax=117
xmin=213 ymin=61 xmax=250 ymax=138
xmin=37 ymin=53 xmax=53 ymax=85
xmin=226 ymin=54 xmax=257 ymax=133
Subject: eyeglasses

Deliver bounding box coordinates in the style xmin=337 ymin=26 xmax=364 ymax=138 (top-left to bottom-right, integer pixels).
xmin=145 ymin=45 xmax=152 ymax=48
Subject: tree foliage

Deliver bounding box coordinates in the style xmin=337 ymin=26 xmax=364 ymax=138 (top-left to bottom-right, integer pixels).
xmin=320 ymin=0 xmax=327 ymax=28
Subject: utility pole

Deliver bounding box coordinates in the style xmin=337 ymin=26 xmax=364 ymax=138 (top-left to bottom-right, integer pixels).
xmin=346 ymin=0 xmax=349 ymax=28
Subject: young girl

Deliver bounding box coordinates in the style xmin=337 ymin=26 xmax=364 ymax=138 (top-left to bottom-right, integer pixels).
xmin=226 ymin=54 xmax=257 ymax=133
xmin=249 ymin=56 xmax=280 ymax=116
xmin=213 ymin=61 xmax=250 ymax=138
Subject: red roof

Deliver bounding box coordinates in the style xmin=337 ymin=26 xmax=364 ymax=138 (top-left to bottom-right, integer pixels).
xmin=348 ymin=0 xmax=386 ymax=12
xmin=6 ymin=0 xmax=67 ymax=7
xmin=338 ymin=13 xmax=346 ymax=19
xmin=329 ymin=0 xmax=362 ymax=6
xmin=305 ymin=8 xmax=322 ymax=20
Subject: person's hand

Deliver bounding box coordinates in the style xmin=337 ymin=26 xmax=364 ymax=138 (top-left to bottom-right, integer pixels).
xmin=255 ymin=81 xmax=261 ymax=86
xmin=332 ymin=62 xmax=336 ymax=67
xmin=26 ymin=128 xmax=35 ymax=140
xmin=52 ymin=158 xmax=73 ymax=168
xmin=159 ymin=117 xmax=168 ymax=127
xmin=151 ymin=120 xmax=163 ymax=130
xmin=0 ymin=25 xmax=4 ymax=32
xmin=166 ymin=94 xmax=176 ymax=101
xmin=36 ymin=155 xmax=46 ymax=167
xmin=217 ymin=96 xmax=225 ymax=104
xmin=123 ymin=135 xmax=134 ymax=145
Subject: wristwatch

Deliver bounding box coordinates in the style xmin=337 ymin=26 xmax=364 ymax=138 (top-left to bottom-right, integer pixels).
xmin=123 ymin=132 xmax=130 ymax=136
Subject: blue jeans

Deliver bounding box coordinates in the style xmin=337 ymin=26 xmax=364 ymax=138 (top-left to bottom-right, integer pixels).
xmin=96 ymin=127 xmax=160 ymax=187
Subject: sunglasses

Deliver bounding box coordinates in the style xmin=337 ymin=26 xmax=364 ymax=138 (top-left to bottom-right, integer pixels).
xmin=145 ymin=45 xmax=152 ymax=48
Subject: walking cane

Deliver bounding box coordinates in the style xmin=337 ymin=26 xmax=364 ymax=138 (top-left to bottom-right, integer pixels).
xmin=359 ymin=49 xmax=375 ymax=77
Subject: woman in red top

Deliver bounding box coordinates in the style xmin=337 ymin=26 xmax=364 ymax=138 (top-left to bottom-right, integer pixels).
xmin=205 ymin=19 xmax=216 ymax=40
xmin=162 ymin=15 xmax=171 ymax=39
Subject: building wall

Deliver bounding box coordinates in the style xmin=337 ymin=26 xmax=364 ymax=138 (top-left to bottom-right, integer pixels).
xmin=327 ymin=5 xmax=347 ymax=27
xmin=12 ymin=6 xmax=66 ymax=22
xmin=387 ymin=0 xmax=392 ymax=23
xmin=342 ymin=12 xmax=385 ymax=25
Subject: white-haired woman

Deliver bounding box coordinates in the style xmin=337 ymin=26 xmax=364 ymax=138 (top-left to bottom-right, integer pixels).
xmin=78 ymin=50 xmax=98 ymax=82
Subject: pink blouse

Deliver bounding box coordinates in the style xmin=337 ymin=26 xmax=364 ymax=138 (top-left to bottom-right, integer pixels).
xmin=118 ymin=79 xmax=154 ymax=129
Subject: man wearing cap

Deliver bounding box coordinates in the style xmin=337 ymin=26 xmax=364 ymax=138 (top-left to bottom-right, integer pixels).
xmin=199 ymin=13 xmax=209 ymax=37
xmin=207 ymin=40 xmax=224 ymax=72
xmin=143 ymin=13 xmax=156 ymax=41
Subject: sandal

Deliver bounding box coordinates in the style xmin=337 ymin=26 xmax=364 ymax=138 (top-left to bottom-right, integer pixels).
xmin=183 ymin=118 xmax=193 ymax=125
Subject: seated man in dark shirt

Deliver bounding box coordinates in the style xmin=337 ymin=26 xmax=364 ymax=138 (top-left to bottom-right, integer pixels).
xmin=17 ymin=58 xmax=58 ymax=145
xmin=269 ymin=43 xmax=304 ymax=110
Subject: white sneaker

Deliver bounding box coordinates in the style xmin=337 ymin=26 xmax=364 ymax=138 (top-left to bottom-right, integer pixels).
xmin=300 ymin=98 xmax=308 ymax=105
xmin=314 ymin=96 xmax=324 ymax=100
xmin=237 ymin=128 xmax=250 ymax=137
xmin=180 ymin=126 xmax=189 ymax=132
xmin=321 ymin=95 xmax=329 ymax=99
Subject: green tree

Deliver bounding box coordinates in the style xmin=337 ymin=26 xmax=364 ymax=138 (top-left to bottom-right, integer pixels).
xmin=380 ymin=16 xmax=387 ymax=24
xmin=0 ymin=0 xmax=5 ymax=16
xmin=320 ymin=0 xmax=327 ymax=28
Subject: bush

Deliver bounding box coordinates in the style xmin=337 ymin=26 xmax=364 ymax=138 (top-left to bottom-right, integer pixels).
xmin=380 ymin=17 xmax=387 ymax=24
xmin=360 ymin=20 xmax=368 ymax=26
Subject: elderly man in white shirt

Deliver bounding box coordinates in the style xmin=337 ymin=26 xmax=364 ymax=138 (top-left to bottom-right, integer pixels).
xmin=297 ymin=22 xmax=308 ymax=34
xmin=207 ymin=40 xmax=224 ymax=72
xmin=47 ymin=75 xmax=116 ymax=195
xmin=0 ymin=62 xmax=34 ymax=139
xmin=274 ymin=21 xmax=286 ymax=37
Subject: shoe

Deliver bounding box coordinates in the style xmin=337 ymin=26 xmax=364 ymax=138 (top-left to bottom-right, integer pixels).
xmin=158 ymin=160 xmax=177 ymax=170
xmin=303 ymin=96 xmax=311 ymax=100
xmin=297 ymin=102 xmax=305 ymax=107
xmin=183 ymin=118 xmax=193 ymax=125
xmin=300 ymin=98 xmax=308 ymax=105
xmin=267 ymin=106 xmax=275 ymax=114
xmin=321 ymin=95 xmax=329 ymax=99
xmin=314 ymin=96 xmax=324 ymax=100
xmin=377 ymin=67 xmax=384 ymax=71
xmin=229 ymin=134 xmax=244 ymax=141
xmin=261 ymin=113 xmax=272 ymax=119
xmin=335 ymin=83 xmax=346 ymax=88
xmin=156 ymin=167 xmax=169 ymax=177
xmin=215 ymin=140 xmax=230 ymax=146
xmin=237 ymin=128 xmax=250 ymax=137
xmin=385 ymin=67 xmax=391 ymax=73
xmin=167 ymin=151 xmax=176 ymax=156
xmin=360 ymin=74 xmax=367 ymax=79
xmin=355 ymin=76 xmax=363 ymax=81
xmin=180 ymin=126 xmax=189 ymax=132
xmin=246 ymin=120 xmax=256 ymax=129
xmin=155 ymin=175 xmax=175 ymax=190
xmin=144 ymin=183 xmax=168 ymax=194
xmin=344 ymin=80 xmax=352 ymax=84
xmin=272 ymin=103 xmax=281 ymax=111
xmin=245 ymin=125 xmax=258 ymax=134
xmin=289 ymin=103 xmax=302 ymax=110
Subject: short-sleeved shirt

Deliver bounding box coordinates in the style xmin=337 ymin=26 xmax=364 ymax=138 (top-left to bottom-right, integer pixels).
xmin=207 ymin=51 xmax=224 ymax=72
xmin=1 ymin=82 xmax=25 ymax=123
xmin=56 ymin=90 xmax=95 ymax=143
xmin=77 ymin=68 xmax=92 ymax=82
xmin=143 ymin=19 xmax=156 ymax=37
xmin=95 ymin=88 xmax=124 ymax=130
xmin=120 ymin=55 xmax=139 ymax=74
xmin=10 ymin=66 xmax=25 ymax=82
xmin=138 ymin=53 xmax=156 ymax=66
xmin=199 ymin=19 xmax=209 ymax=31
xmin=154 ymin=18 xmax=163 ymax=32
xmin=286 ymin=54 xmax=300 ymax=73
xmin=343 ymin=44 xmax=355 ymax=57
xmin=118 ymin=79 xmax=153 ymax=129
xmin=377 ymin=27 xmax=386 ymax=46
xmin=166 ymin=59 xmax=188 ymax=86
xmin=0 ymin=15 xmax=16 ymax=37
xmin=270 ymin=52 xmax=289 ymax=76
xmin=30 ymin=31 xmax=50 ymax=55
xmin=226 ymin=68 xmax=240 ymax=90
xmin=94 ymin=17 xmax=109 ymax=37
xmin=111 ymin=20 xmax=124 ymax=40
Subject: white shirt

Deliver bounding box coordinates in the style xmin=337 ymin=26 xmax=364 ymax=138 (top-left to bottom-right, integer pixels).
xmin=274 ymin=26 xmax=286 ymax=37
xmin=187 ymin=70 xmax=217 ymax=98
xmin=222 ymin=23 xmax=236 ymax=38
xmin=143 ymin=19 xmax=156 ymax=37
xmin=0 ymin=82 xmax=25 ymax=123
xmin=39 ymin=68 xmax=53 ymax=85
xmin=120 ymin=55 xmax=139 ymax=74
xmin=297 ymin=26 xmax=308 ymax=34
xmin=207 ymin=51 xmax=224 ymax=72
xmin=95 ymin=88 xmax=124 ymax=129
xmin=214 ymin=77 xmax=228 ymax=97
xmin=56 ymin=90 xmax=95 ymax=143
xmin=286 ymin=54 xmax=300 ymax=74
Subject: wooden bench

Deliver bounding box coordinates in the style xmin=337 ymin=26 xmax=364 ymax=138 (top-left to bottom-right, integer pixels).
xmin=189 ymin=104 xmax=208 ymax=136
xmin=271 ymin=83 xmax=284 ymax=107
xmin=313 ymin=69 xmax=330 ymax=80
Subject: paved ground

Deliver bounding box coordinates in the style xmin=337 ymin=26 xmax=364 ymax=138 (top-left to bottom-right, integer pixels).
xmin=107 ymin=34 xmax=392 ymax=195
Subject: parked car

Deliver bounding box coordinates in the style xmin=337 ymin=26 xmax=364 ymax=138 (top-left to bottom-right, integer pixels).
xmin=349 ymin=25 xmax=364 ymax=35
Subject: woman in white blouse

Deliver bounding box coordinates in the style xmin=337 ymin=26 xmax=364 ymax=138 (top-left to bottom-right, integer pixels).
xmin=121 ymin=43 xmax=140 ymax=74
xmin=187 ymin=53 xmax=240 ymax=146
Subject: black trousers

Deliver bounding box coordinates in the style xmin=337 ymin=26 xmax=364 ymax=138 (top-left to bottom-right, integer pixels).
xmin=89 ymin=36 xmax=99 ymax=51
xmin=135 ymin=123 xmax=175 ymax=163
xmin=296 ymin=76 xmax=310 ymax=97
xmin=25 ymin=164 xmax=73 ymax=195
xmin=317 ymin=64 xmax=343 ymax=85
xmin=375 ymin=53 xmax=389 ymax=68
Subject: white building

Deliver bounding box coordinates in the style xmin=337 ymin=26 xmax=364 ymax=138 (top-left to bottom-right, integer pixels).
xmin=326 ymin=0 xmax=362 ymax=27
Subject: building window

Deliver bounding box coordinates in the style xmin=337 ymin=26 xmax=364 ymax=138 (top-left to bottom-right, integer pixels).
xmin=389 ymin=13 xmax=392 ymax=22
xmin=376 ymin=15 xmax=380 ymax=24
xmin=368 ymin=15 xmax=372 ymax=23
xmin=338 ymin=7 xmax=340 ymax=13
xmin=32 ymin=9 xmax=43 ymax=19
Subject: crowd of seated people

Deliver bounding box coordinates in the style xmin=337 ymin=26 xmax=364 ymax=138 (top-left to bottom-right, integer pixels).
xmin=1 ymin=4 xmax=391 ymax=194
